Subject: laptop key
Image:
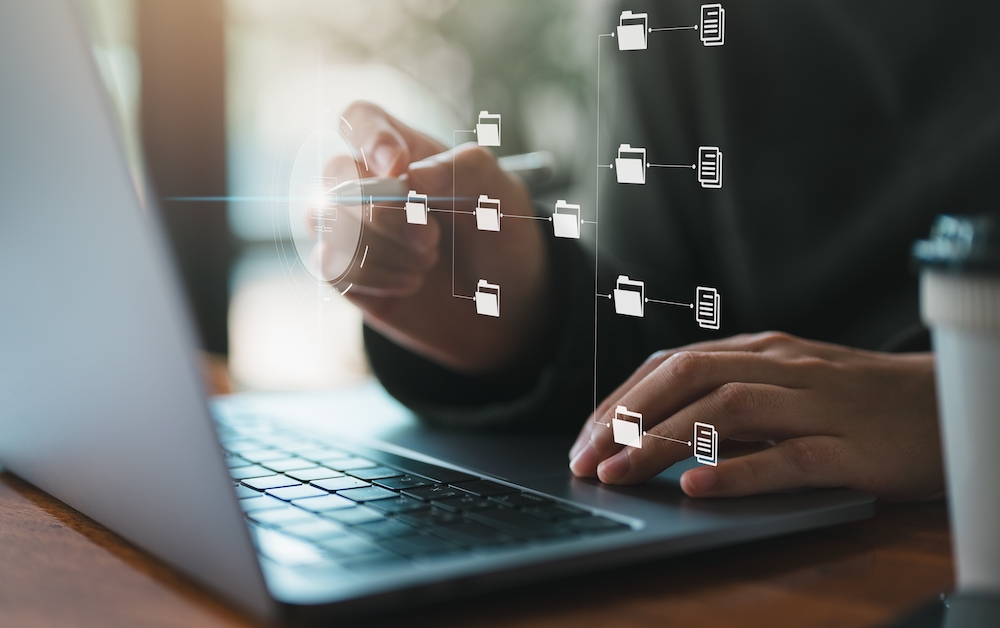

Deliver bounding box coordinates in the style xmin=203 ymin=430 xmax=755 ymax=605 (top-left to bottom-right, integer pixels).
xmin=319 ymin=457 xmax=378 ymax=471
xmin=226 ymin=456 xmax=251 ymax=468
xmin=374 ymin=475 xmax=431 ymax=491
xmin=322 ymin=506 xmax=386 ymax=526
xmin=242 ymin=475 xmax=301 ymax=491
xmin=261 ymin=458 xmax=317 ymax=473
xmin=524 ymin=503 xmax=588 ymax=520
xmin=366 ymin=497 xmax=429 ymax=515
xmin=235 ymin=484 xmax=261 ymax=499
xmin=311 ymin=476 xmax=370 ymax=492
xmin=431 ymin=496 xmax=496 ymax=513
xmin=402 ymin=485 xmax=463 ymax=502
xmin=282 ymin=519 xmax=348 ymax=542
xmin=347 ymin=466 xmax=403 ymax=481
xmin=427 ymin=521 xmax=515 ymax=547
xmin=285 ymin=467 xmax=344 ymax=482
xmin=451 ymin=480 xmax=518 ymax=497
xmin=337 ymin=486 xmax=397 ymax=503
xmin=350 ymin=519 xmax=417 ymax=540
xmin=489 ymin=493 xmax=553 ymax=509
xmin=292 ymin=494 xmax=355 ymax=512
xmin=230 ymin=465 xmax=276 ymax=480
xmin=396 ymin=507 xmax=462 ymax=527
xmin=379 ymin=534 xmax=461 ymax=557
xmin=239 ymin=449 xmax=291 ymax=463
xmin=267 ymin=485 xmax=328 ymax=501
xmin=249 ymin=507 xmax=318 ymax=527
xmin=466 ymin=509 xmax=573 ymax=539
xmin=240 ymin=495 xmax=287 ymax=512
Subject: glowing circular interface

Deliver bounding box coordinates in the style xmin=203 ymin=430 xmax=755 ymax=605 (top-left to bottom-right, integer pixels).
xmin=286 ymin=127 xmax=364 ymax=285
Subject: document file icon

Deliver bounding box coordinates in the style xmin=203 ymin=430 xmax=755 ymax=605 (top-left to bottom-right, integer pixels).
xmin=474 ymin=279 xmax=500 ymax=317
xmin=613 ymin=275 xmax=645 ymax=318
xmin=695 ymin=286 xmax=720 ymax=330
xmin=476 ymin=111 xmax=501 ymax=147
xmin=617 ymin=10 xmax=648 ymax=51
xmin=612 ymin=406 xmax=643 ymax=449
xmin=693 ymin=422 xmax=718 ymax=466
xmin=697 ymin=146 xmax=723 ymax=189
xmin=700 ymin=4 xmax=725 ymax=47
xmin=552 ymin=200 xmax=581 ymax=239
xmin=615 ymin=144 xmax=646 ymax=184
xmin=404 ymin=190 xmax=428 ymax=225
xmin=475 ymin=195 xmax=501 ymax=231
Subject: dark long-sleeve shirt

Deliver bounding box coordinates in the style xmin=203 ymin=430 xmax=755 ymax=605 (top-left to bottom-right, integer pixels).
xmin=365 ymin=0 xmax=1000 ymax=432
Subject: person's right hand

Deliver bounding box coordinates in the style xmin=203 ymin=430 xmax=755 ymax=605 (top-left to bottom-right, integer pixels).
xmin=311 ymin=102 xmax=553 ymax=375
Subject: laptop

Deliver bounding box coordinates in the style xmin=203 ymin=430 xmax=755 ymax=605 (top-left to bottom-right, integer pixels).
xmin=0 ymin=1 xmax=875 ymax=623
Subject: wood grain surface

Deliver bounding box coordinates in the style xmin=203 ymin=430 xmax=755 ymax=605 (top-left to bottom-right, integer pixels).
xmin=0 ymin=471 xmax=952 ymax=627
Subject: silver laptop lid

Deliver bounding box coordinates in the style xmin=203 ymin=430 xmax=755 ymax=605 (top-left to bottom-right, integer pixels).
xmin=0 ymin=0 xmax=273 ymax=620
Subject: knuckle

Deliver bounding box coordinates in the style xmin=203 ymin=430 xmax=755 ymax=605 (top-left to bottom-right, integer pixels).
xmin=662 ymin=350 xmax=705 ymax=384
xmin=646 ymin=349 xmax=671 ymax=365
xmin=786 ymin=439 xmax=827 ymax=479
xmin=716 ymin=382 xmax=758 ymax=419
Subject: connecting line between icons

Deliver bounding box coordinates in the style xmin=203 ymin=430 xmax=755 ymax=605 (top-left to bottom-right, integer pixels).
xmin=501 ymin=214 xmax=551 ymax=221
xmin=648 ymin=25 xmax=698 ymax=33
xmin=643 ymin=433 xmax=692 ymax=446
xmin=645 ymin=298 xmax=694 ymax=309
xmin=648 ymin=163 xmax=696 ymax=169
xmin=453 ymin=129 xmax=476 ymax=299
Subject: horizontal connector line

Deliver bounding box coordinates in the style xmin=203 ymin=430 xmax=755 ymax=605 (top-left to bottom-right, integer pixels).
xmin=647 ymin=163 xmax=696 ymax=169
xmin=597 ymin=164 xmax=614 ymax=169
xmin=645 ymin=298 xmax=694 ymax=308
xmin=501 ymin=214 xmax=551 ymax=221
xmin=582 ymin=220 xmax=598 ymax=225
xmin=452 ymin=294 xmax=475 ymax=301
xmin=599 ymin=33 xmax=615 ymax=38
xmin=596 ymin=293 xmax=612 ymax=299
xmin=454 ymin=129 xmax=475 ymax=134
xmin=429 ymin=208 xmax=475 ymax=215
xmin=649 ymin=25 xmax=698 ymax=33
xmin=643 ymin=432 xmax=692 ymax=446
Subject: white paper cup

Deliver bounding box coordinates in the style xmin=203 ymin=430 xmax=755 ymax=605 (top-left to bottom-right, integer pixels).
xmin=917 ymin=215 xmax=1000 ymax=594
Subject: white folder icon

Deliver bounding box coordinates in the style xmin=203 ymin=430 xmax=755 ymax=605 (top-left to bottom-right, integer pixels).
xmin=404 ymin=190 xmax=428 ymax=225
xmin=700 ymin=4 xmax=725 ymax=47
xmin=474 ymin=279 xmax=500 ymax=317
xmin=697 ymin=146 xmax=723 ymax=189
xmin=695 ymin=286 xmax=721 ymax=330
xmin=476 ymin=111 xmax=501 ymax=147
xmin=617 ymin=11 xmax=648 ymax=51
xmin=615 ymin=144 xmax=646 ymax=184
xmin=613 ymin=275 xmax=644 ymax=317
xmin=475 ymin=195 xmax=501 ymax=231
xmin=552 ymin=200 xmax=581 ymax=239
xmin=612 ymin=406 xmax=643 ymax=449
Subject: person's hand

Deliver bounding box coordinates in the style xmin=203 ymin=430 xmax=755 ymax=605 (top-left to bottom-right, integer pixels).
xmin=568 ymin=332 xmax=943 ymax=502
xmin=312 ymin=101 xmax=552 ymax=375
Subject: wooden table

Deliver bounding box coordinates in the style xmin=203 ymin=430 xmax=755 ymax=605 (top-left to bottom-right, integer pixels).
xmin=0 ymin=471 xmax=952 ymax=628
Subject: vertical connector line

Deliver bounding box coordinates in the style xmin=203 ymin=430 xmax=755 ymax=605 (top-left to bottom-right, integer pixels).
xmin=595 ymin=33 xmax=613 ymax=417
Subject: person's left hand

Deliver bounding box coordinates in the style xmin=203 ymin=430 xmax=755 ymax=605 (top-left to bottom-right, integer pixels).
xmin=568 ymin=332 xmax=943 ymax=502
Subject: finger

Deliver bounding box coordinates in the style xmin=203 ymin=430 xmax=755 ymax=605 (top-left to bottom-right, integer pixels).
xmin=597 ymin=383 xmax=806 ymax=484
xmin=573 ymin=351 xmax=808 ymax=479
xmin=312 ymin=240 xmax=430 ymax=296
xmin=407 ymin=142 xmax=515 ymax=202
xmin=679 ymin=436 xmax=859 ymax=498
xmin=341 ymin=101 xmax=445 ymax=177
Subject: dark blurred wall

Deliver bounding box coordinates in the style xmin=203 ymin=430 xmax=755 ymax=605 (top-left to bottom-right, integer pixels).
xmin=138 ymin=0 xmax=233 ymax=354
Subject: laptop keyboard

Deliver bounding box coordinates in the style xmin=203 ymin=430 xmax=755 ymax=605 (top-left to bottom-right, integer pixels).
xmin=218 ymin=426 xmax=634 ymax=573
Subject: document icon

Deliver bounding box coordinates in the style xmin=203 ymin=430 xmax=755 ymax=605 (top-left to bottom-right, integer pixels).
xmin=695 ymin=286 xmax=720 ymax=330
xmin=309 ymin=176 xmax=338 ymax=222
xmin=612 ymin=406 xmax=643 ymax=449
xmin=613 ymin=275 xmax=645 ymax=318
xmin=693 ymin=422 xmax=718 ymax=466
xmin=697 ymin=146 xmax=723 ymax=189
xmin=476 ymin=111 xmax=501 ymax=147
xmin=474 ymin=279 xmax=500 ymax=317
xmin=617 ymin=10 xmax=648 ymax=51
xmin=552 ymin=200 xmax=581 ymax=239
xmin=615 ymin=144 xmax=646 ymax=185
xmin=404 ymin=190 xmax=428 ymax=225
xmin=475 ymin=195 xmax=501 ymax=231
xmin=700 ymin=4 xmax=725 ymax=47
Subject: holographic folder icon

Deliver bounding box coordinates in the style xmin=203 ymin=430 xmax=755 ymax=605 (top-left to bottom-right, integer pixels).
xmin=476 ymin=111 xmax=501 ymax=147
xmin=615 ymin=144 xmax=646 ymax=184
xmin=613 ymin=406 xmax=643 ymax=449
xmin=552 ymin=200 xmax=581 ymax=239
xmin=404 ymin=190 xmax=428 ymax=225
xmin=693 ymin=422 xmax=718 ymax=466
xmin=475 ymin=195 xmax=501 ymax=231
xmin=474 ymin=279 xmax=500 ymax=317
xmin=617 ymin=10 xmax=648 ymax=51
xmin=613 ymin=275 xmax=645 ymax=318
